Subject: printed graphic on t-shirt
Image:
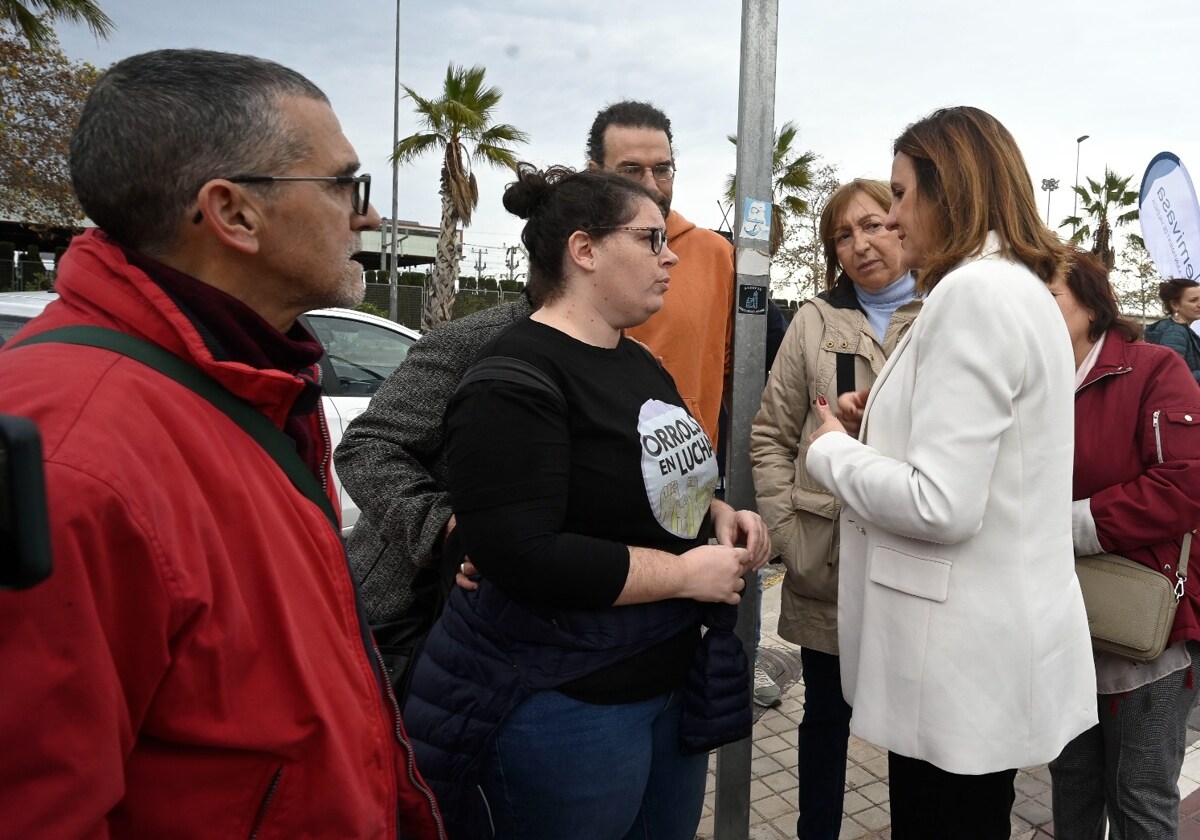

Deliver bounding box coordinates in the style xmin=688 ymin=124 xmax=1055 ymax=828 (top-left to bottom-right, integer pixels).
xmin=638 ymin=399 xmax=718 ymax=538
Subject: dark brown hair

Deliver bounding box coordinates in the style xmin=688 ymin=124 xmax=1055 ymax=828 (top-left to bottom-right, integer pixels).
xmin=1157 ymin=278 xmax=1200 ymax=316
xmin=503 ymin=163 xmax=656 ymax=306
xmin=893 ymin=106 xmax=1070 ymax=292
xmin=1063 ymin=250 xmax=1141 ymax=342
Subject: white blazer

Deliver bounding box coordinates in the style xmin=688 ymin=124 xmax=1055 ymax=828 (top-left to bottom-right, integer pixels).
xmin=806 ymin=234 xmax=1096 ymax=774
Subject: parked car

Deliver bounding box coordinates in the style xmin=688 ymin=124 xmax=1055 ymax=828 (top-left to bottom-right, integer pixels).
xmin=0 ymin=291 xmax=418 ymax=535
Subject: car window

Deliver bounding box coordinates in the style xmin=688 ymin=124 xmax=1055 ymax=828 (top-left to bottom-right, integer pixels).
xmin=307 ymin=314 xmax=413 ymax=397
xmin=0 ymin=315 xmax=31 ymax=348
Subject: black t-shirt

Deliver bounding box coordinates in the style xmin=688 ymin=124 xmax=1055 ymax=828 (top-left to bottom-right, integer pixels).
xmin=446 ymin=317 xmax=720 ymax=702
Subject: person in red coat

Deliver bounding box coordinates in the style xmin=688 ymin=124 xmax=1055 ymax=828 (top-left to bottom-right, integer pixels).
xmin=1048 ymin=251 xmax=1200 ymax=839
xmin=0 ymin=50 xmax=443 ymax=839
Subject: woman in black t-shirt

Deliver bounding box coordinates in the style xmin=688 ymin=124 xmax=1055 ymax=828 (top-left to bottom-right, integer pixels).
xmin=404 ymin=164 xmax=770 ymax=839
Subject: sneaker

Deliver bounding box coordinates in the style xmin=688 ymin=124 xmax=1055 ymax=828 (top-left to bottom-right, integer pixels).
xmin=753 ymin=666 xmax=781 ymax=708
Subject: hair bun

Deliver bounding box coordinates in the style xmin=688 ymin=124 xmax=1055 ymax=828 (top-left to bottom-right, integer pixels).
xmin=503 ymin=163 xmax=575 ymax=220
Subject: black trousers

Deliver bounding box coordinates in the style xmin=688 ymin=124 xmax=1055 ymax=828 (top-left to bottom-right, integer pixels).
xmin=888 ymin=752 xmax=1017 ymax=840
xmin=796 ymin=648 xmax=852 ymax=840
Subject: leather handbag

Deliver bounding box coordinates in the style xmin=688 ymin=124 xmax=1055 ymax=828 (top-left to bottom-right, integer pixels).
xmin=1075 ymin=532 xmax=1193 ymax=663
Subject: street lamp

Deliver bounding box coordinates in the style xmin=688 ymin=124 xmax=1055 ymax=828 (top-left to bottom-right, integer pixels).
xmin=1073 ymin=135 xmax=1090 ymax=236
xmin=1041 ymin=178 xmax=1059 ymax=226
xmin=388 ymin=0 xmax=401 ymax=322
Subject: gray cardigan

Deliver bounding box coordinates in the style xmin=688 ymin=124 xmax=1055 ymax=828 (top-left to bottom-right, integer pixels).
xmin=335 ymin=297 xmax=534 ymax=623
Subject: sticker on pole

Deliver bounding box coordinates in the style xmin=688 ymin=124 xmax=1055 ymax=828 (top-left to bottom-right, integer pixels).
xmin=741 ymin=198 xmax=772 ymax=243
xmin=738 ymin=284 xmax=767 ymax=315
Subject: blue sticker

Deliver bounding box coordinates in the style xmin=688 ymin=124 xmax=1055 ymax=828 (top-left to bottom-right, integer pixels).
xmin=741 ymin=199 xmax=771 ymax=242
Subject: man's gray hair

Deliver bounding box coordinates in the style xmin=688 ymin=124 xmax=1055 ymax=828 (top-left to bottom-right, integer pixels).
xmin=70 ymin=49 xmax=328 ymax=255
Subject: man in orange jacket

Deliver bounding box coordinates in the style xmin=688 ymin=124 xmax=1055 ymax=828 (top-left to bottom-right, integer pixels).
xmin=586 ymin=101 xmax=735 ymax=449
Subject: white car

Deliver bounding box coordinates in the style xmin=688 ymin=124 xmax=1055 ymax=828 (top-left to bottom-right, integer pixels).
xmin=0 ymin=291 xmax=418 ymax=535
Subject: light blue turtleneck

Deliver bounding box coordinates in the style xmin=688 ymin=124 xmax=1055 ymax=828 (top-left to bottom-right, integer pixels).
xmin=855 ymin=272 xmax=917 ymax=341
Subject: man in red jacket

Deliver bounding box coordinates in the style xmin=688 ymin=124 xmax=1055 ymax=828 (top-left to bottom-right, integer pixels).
xmin=0 ymin=49 xmax=443 ymax=838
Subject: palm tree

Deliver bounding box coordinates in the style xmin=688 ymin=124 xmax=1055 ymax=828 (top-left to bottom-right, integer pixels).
xmin=1060 ymin=169 xmax=1139 ymax=271
xmin=392 ymin=63 xmax=527 ymax=329
xmin=725 ymin=120 xmax=815 ymax=256
xmin=2 ymin=1 xmax=113 ymax=50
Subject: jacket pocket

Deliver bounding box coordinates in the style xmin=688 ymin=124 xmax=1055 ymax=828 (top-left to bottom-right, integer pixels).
xmin=1156 ymin=408 xmax=1200 ymax=463
xmin=869 ymin=545 xmax=951 ymax=603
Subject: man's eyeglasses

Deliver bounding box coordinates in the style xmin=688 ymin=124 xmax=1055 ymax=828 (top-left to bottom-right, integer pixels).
xmin=612 ymin=163 xmax=676 ymax=183
xmin=228 ymin=173 xmax=372 ymax=216
xmin=591 ymin=226 xmax=668 ymax=255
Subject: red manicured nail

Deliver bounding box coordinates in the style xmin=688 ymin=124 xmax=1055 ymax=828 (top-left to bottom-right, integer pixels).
xmin=817 ymin=395 xmax=828 ymax=407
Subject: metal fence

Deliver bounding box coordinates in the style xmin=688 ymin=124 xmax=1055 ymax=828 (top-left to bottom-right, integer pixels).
xmin=0 ymin=260 xmax=57 ymax=292
xmin=0 ymin=267 xmax=522 ymax=332
xmin=360 ymin=282 xmax=525 ymax=331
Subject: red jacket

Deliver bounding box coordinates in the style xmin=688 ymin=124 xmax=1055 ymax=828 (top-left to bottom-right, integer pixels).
xmin=1075 ymin=329 xmax=1200 ymax=644
xmin=0 ymin=231 xmax=444 ymax=839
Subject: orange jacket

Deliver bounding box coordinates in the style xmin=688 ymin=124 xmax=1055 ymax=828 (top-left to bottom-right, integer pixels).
xmin=626 ymin=210 xmax=734 ymax=446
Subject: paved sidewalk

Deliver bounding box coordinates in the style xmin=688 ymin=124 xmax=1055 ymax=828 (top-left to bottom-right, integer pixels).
xmin=696 ymin=567 xmax=1200 ymax=839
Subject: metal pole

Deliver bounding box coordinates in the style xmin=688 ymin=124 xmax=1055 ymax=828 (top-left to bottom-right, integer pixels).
xmin=1073 ymin=134 xmax=1089 ymax=237
xmin=388 ymin=0 xmax=401 ymax=322
xmin=715 ymin=2 xmax=777 ymax=837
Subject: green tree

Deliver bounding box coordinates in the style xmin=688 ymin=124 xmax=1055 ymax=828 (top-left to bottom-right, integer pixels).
xmin=2 ymin=1 xmax=112 ymax=50
xmin=0 ymin=23 xmax=100 ymax=225
xmin=1060 ymin=169 xmax=1139 ymax=271
xmin=725 ymin=120 xmax=816 ymax=256
xmin=392 ymin=64 xmax=527 ymax=330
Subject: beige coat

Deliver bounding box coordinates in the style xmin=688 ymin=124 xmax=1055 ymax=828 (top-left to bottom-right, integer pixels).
xmin=750 ymin=287 xmax=920 ymax=653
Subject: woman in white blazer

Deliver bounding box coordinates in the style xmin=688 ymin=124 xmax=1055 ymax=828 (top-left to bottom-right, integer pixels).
xmin=806 ymin=106 xmax=1097 ymax=839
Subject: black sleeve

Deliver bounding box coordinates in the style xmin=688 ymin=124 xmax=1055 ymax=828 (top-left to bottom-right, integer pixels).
xmin=765 ymin=301 xmax=788 ymax=373
xmin=446 ymin=379 xmax=631 ymax=609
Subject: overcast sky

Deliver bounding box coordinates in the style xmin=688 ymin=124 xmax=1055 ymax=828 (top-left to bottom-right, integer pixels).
xmin=55 ymin=0 xmax=1200 ymax=279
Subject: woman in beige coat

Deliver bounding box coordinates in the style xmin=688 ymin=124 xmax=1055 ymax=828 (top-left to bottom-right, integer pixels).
xmin=749 ymin=179 xmax=920 ymax=840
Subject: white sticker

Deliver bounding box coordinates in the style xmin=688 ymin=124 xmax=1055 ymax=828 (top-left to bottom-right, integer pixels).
xmin=638 ymin=400 xmax=718 ymax=538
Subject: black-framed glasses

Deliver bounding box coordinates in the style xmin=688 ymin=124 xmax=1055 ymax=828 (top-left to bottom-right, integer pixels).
xmin=611 ymin=163 xmax=676 ymax=182
xmin=228 ymin=173 xmax=372 ymax=215
xmin=591 ymin=226 xmax=668 ymax=255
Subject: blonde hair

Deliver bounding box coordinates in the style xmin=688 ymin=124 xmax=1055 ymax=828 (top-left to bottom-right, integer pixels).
xmin=893 ymin=106 xmax=1070 ymax=292
xmin=818 ymin=179 xmax=892 ymax=290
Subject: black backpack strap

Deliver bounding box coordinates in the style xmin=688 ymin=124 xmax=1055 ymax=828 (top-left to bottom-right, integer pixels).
xmin=836 ymin=351 xmax=856 ymax=396
xmin=12 ymin=325 xmax=340 ymax=533
xmin=456 ymin=355 xmax=566 ymax=410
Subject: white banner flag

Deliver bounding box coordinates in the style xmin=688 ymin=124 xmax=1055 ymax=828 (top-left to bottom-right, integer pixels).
xmin=1139 ymin=152 xmax=1200 ymax=281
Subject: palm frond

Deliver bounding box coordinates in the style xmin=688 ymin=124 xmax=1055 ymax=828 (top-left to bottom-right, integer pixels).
xmin=6 ymin=0 xmax=113 ymax=50
xmin=477 ymin=123 xmax=530 ymax=146
xmin=474 ymin=143 xmax=522 ymax=171
xmin=391 ymin=132 xmax=446 ymax=165
xmin=780 ymin=195 xmax=807 ymax=216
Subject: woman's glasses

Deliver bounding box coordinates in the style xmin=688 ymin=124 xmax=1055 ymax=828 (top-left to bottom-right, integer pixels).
xmin=592 ymin=226 xmax=668 ymax=255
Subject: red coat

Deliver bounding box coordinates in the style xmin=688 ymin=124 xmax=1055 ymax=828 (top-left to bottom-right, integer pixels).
xmin=1075 ymin=329 xmax=1200 ymax=645
xmin=0 ymin=230 xmax=444 ymax=839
